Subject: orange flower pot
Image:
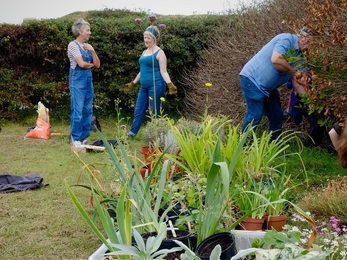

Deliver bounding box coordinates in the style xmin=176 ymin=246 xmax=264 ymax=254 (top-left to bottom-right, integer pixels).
xmin=238 ymin=217 xmax=265 ymax=231
xmin=263 ymin=214 xmax=287 ymax=231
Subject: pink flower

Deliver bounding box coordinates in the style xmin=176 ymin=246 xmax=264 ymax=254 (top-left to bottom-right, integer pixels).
xmin=120 ymin=124 xmax=126 ymax=130
xmin=148 ymin=14 xmax=157 ymax=22
xmin=158 ymin=23 xmax=166 ymax=30
xmin=135 ymin=18 xmax=141 ymax=25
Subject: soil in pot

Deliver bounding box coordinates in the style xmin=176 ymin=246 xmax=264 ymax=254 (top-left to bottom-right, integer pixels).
xmin=162 ymin=230 xmax=190 ymax=260
xmin=161 ymin=230 xmax=190 ymax=250
xmin=164 ymin=251 xmax=182 ymax=260
xmin=196 ymin=232 xmax=237 ymax=260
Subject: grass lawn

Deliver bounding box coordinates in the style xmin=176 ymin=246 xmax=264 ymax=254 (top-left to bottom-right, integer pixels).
xmin=0 ymin=119 xmax=346 ymax=259
xmin=0 ymin=120 xmax=141 ymax=259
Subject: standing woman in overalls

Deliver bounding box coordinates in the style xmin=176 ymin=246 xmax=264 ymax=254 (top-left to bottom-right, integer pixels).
xmin=67 ymin=18 xmax=100 ymax=144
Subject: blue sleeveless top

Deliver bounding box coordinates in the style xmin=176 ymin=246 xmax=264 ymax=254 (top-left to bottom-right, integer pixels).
xmin=139 ymin=49 xmax=164 ymax=87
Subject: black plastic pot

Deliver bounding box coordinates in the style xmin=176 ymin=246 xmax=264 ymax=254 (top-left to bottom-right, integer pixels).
xmin=160 ymin=230 xmax=190 ymax=250
xmin=107 ymin=208 xmax=117 ymax=220
xmin=159 ymin=204 xmax=184 ymax=225
xmin=189 ymin=235 xmax=198 ymax=252
xmin=195 ymin=232 xmax=237 ymax=260
xmin=143 ymin=229 xmax=191 ymax=250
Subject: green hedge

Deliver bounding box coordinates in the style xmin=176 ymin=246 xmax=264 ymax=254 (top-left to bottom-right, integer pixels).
xmin=0 ymin=10 xmax=232 ymax=120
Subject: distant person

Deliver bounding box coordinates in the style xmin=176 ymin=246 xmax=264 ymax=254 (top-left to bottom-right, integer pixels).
xmin=285 ymin=68 xmax=326 ymax=147
xmin=239 ymin=31 xmax=311 ymax=140
xmin=329 ymin=119 xmax=347 ymax=167
xmin=124 ymin=25 xmax=177 ymax=138
xmin=67 ymin=18 xmax=100 ymax=144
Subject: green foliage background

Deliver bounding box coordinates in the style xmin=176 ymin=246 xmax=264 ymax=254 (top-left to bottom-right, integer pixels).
xmin=0 ymin=9 xmax=232 ymax=120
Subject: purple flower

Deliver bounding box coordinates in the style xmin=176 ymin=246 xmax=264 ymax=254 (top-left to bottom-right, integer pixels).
xmin=158 ymin=23 xmax=166 ymax=30
xmin=148 ymin=14 xmax=157 ymax=22
xmin=120 ymin=124 xmax=126 ymax=130
xmin=135 ymin=18 xmax=141 ymax=25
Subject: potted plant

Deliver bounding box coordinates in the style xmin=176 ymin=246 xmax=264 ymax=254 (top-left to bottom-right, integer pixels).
xmin=173 ymin=136 xmax=249 ymax=259
xmin=166 ymin=114 xmax=236 ymax=178
xmin=234 ymin=178 xmax=268 ymax=231
xmin=67 ymin=131 xmax=191 ymax=258
xmin=195 ymin=232 xmax=238 ymax=260
xmin=66 ymin=155 xmax=121 ymax=222
xmin=102 ymin=133 xmax=195 ymax=256
xmin=102 ymin=134 xmax=179 ymax=234
xmin=66 ymin=182 xmax=133 ymax=254
xmin=231 ymin=128 xmax=307 ymax=231
xmin=174 ymin=240 xmax=227 ymax=260
xmin=261 ymin=172 xmax=294 ymax=231
xmin=140 ymin=117 xmax=171 ymax=174
xmin=163 ymin=129 xmax=180 ymax=155
xmin=237 ymin=128 xmax=307 ymax=231
xmin=141 ymin=117 xmax=170 ymax=148
xmin=106 ymin=224 xmax=183 ymax=259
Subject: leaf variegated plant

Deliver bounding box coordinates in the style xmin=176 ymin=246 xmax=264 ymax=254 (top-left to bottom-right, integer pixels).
xmin=229 ymin=226 xmax=333 ymax=260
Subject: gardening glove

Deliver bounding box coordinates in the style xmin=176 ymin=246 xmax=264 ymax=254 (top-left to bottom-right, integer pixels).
xmin=167 ymin=82 xmax=177 ymax=95
xmin=124 ymin=82 xmax=136 ymax=92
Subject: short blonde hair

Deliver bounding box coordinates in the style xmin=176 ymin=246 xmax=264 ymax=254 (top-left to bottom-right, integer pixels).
xmin=71 ymin=18 xmax=90 ymax=37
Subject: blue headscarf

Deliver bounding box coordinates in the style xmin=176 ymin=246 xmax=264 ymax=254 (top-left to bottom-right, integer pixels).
xmin=145 ymin=27 xmax=158 ymax=38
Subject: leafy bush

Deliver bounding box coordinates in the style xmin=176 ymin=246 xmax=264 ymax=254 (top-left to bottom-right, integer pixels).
xmin=181 ymin=0 xmax=347 ymax=135
xmin=0 ymin=10 xmax=228 ymax=120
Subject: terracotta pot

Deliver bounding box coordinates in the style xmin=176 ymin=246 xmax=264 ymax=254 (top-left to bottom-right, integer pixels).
xmin=139 ymin=163 xmax=155 ymax=179
xmin=263 ymin=214 xmax=287 ymax=231
xmin=142 ymin=146 xmax=163 ymax=162
xmin=142 ymin=146 xmax=157 ymax=162
xmin=139 ymin=166 xmax=149 ymax=178
xmin=238 ymin=217 xmax=265 ymax=231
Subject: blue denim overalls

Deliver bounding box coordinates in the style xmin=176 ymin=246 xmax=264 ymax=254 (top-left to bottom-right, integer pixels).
xmin=69 ymin=41 xmax=94 ymax=142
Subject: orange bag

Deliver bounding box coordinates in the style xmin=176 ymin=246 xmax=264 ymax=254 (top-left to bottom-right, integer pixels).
xmin=24 ymin=102 xmax=50 ymax=140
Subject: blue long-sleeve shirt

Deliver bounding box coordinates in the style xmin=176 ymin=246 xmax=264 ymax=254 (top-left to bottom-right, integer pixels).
xmin=240 ymin=33 xmax=300 ymax=96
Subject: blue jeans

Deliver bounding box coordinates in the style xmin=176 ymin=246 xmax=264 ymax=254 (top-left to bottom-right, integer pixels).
xmin=129 ymin=82 xmax=166 ymax=136
xmin=240 ymin=75 xmax=282 ymax=140
xmin=69 ymin=67 xmax=94 ymax=142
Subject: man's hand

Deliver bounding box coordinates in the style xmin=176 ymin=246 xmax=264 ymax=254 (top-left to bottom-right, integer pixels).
xmin=294 ymin=69 xmax=303 ymax=80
